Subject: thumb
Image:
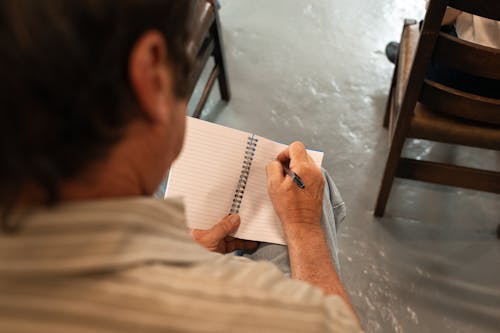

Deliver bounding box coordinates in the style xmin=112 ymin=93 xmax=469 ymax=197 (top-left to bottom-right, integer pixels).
xmin=209 ymin=214 xmax=241 ymax=240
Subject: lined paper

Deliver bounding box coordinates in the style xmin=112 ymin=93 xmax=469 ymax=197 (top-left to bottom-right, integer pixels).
xmin=166 ymin=117 xmax=249 ymax=230
xmin=166 ymin=117 xmax=323 ymax=245
xmin=238 ymin=136 xmax=324 ymax=244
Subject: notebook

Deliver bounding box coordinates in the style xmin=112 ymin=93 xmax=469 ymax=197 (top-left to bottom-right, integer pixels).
xmin=165 ymin=117 xmax=323 ymax=245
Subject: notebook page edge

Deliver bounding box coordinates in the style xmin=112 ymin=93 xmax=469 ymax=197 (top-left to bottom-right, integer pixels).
xmin=166 ymin=116 xmax=252 ymax=230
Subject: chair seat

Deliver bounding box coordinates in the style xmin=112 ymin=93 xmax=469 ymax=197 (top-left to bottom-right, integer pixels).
xmin=410 ymin=103 xmax=500 ymax=150
xmin=186 ymin=0 xmax=215 ymax=60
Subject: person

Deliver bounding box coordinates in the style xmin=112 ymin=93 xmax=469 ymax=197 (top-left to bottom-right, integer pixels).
xmin=385 ymin=3 xmax=500 ymax=99
xmin=439 ymin=7 xmax=500 ymax=49
xmin=0 ymin=1 xmax=361 ymax=332
xmin=386 ymin=4 xmax=500 ymax=61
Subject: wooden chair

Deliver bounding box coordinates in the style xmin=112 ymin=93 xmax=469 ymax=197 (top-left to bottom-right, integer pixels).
xmin=187 ymin=0 xmax=231 ymax=118
xmin=375 ymin=0 xmax=500 ymax=217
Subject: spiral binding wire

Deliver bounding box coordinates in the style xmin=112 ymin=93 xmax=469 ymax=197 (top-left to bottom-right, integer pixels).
xmin=229 ymin=135 xmax=258 ymax=214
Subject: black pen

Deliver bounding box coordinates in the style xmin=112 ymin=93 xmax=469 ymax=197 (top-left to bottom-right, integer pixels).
xmin=282 ymin=165 xmax=305 ymax=189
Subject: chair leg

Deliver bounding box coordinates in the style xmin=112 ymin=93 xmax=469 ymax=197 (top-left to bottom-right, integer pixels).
xmin=374 ymin=126 xmax=408 ymax=217
xmin=378 ymin=84 xmax=404 ymax=216
xmin=192 ymin=65 xmax=219 ymax=119
xmin=383 ymin=65 xmax=397 ymax=128
xmin=211 ymin=12 xmax=231 ymax=101
xmin=374 ymin=149 xmax=401 ymax=217
xmin=376 ymin=18 xmax=426 ymax=217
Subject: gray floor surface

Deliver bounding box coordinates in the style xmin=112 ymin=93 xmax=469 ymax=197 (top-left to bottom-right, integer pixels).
xmin=189 ymin=0 xmax=500 ymax=332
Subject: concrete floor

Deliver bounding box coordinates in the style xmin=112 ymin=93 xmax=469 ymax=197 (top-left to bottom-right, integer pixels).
xmin=190 ymin=0 xmax=500 ymax=332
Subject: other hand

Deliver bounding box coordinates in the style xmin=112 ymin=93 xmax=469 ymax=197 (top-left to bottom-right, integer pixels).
xmin=191 ymin=214 xmax=259 ymax=254
xmin=266 ymin=141 xmax=324 ymax=230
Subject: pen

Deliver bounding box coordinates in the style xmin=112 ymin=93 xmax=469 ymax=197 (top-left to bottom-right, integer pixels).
xmin=282 ymin=165 xmax=305 ymax=189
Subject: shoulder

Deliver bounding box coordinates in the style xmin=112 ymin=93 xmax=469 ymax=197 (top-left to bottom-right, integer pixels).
xmin=0 ymin=255 xmax=361 ymax=333
xmin=112 ymin=255 xmax=362 ymax=332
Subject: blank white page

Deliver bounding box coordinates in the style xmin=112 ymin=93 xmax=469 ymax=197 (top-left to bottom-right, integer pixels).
xmin=166 ymin=117 xmax=250 ymax=230
xmin=237 ymin=136 xmax=324 ymax=244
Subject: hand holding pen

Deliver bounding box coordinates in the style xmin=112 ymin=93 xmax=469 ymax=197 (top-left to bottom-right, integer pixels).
xmin=266 ymin=141 xmax=325 ymax=228
xmin=282 ymin=164 xmax=305 ymax=189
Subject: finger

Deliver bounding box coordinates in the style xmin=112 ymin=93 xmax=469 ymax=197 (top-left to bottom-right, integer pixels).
xmin=287 ymin=141 xmax=308 ymax=164
xmin=266 ymin=159 xmax=285 ymax=185
xmin=233 ymin=239 xmax=247 ymax=251
xmin=276 ymin=148 xmax=290 ymax=165
xmin=242 ymin=240 xmax=259 ymax=251
xmin=190 ymin=228 xmax=209 ymax=240
xmin=208 ymin=214 xmax=240 ymax=241
xmin=225 ymin=241 xmax=236 ymax=253
xmin=277 ymin=141 xmax=308 ymax=165
xmin=227 ymin=239 xmax=259 ymax=252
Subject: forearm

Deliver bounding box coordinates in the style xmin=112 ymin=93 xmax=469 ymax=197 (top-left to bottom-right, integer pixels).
xmin=266 ymin=142 xmax=357 ymax=318
xmin=285 ymin=224 xmax=355 ymax=314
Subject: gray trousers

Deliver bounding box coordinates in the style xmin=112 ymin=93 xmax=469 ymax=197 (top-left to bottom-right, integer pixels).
xmin=242 ymin=169 xmax=346 ymax=276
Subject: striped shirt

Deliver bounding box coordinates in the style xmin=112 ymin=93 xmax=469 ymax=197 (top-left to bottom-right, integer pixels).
xmin=0 ymin=197 xmax=361 ymax=332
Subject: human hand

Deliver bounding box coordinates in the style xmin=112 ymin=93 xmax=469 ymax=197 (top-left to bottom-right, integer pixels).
xmin=191 ymin=214 xmax=259 ymax=254
xmin=266 ymin=141 xmax=324 ymax=231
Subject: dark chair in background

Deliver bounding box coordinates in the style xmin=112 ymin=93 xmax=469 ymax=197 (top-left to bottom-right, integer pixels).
xmin=375 ymin=0 xmax=500 ymax=217
xmin=187 ymin=0 xmax=231 ymax=118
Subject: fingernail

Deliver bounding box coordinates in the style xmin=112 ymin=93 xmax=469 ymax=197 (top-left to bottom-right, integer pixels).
xmin=229 ymin=215 xmax=240 ymax=224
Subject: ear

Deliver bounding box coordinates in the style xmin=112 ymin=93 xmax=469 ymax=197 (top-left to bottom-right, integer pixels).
xmin=128 ymin=30 xmax=172 ymax=123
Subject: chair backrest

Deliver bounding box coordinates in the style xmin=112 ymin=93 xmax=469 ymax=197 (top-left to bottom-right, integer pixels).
xmin=431 ymin=0 xmax=500 ymax=80
xmin=402 ymin=0 xmax=500 ymax=125
xmin=448 ymin=0 xmax=500 ymax=21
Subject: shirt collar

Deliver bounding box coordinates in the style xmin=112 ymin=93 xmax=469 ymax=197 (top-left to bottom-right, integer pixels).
xmin=0 ymin=197 xmax=216 ymax=277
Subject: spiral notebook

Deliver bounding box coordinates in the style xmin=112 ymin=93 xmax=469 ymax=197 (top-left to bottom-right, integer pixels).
xmin=165 ymin=117 xmax=323 ymax=245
